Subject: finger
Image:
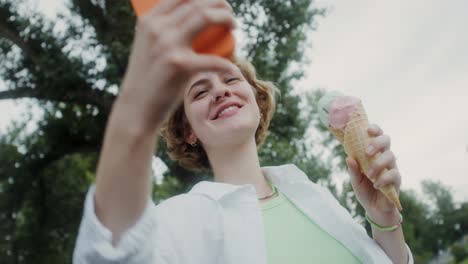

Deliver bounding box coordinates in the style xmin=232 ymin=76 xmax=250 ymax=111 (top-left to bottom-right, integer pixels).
xmin=137 ymin=0 xmax=186 ymax=32
xmin=164 ymin=0 xmax=233 ymax=28
xmin=178 ymin=7 xmax=236 ymax=42
xmin=217 ymin=0 xmax=234 ymax=12
xmin=347 ymin=158 xmax=363 ymax=182
xmin=347 ymin=157 xmax=373 ymax=191
xmin=167 ymin=51 xmax=235 ymax=75
xmin=195 ymin=0 xmax=234 ymax=13
xmin=366 ymin=134 xmax=391 ymax=156
xmin=366 ymin=150 xmax=396 ymax=180
xmin=346 ymin=157 xmax=360 ymax=177
xmin=147 ymin=0 xmax=186 ymax=16
xmin=188 ymin=54 xmax=235 ymax=74
xmin=367 ymin=124 xmax=383 ymax=137
xmin=372 ymin=168 xmax=401 ymax=191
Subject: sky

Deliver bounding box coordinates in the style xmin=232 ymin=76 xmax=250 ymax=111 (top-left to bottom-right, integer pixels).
xmin=297 ymin=0 xmax=468 ymax=202
xmin=0 ymin=0 xmax=467 ymax=201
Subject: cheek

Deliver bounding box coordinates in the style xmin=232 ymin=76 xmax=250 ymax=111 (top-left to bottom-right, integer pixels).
xmin=185 ymin=101 xmax=208 ymax=129
xmin=246 ymin=88 xmax=260 ymax=112
xmin=235 ymin=83 xmax=256 ymax=103
xmin=248 ymin=87 xmax=260 ymax=107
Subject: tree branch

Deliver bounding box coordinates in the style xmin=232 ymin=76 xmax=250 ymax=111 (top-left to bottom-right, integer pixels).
xmin=0 ymin=87 xmax=114 ymax=111
xmin=72 ymin=0 xmax=108 ymax=36
xmin=70 ymin=0 xmax=130 ymax=75
xmin=0 ymin=19 xmax=41 ymax=66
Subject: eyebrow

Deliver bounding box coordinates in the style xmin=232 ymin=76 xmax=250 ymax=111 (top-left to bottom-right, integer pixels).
xmin=187 ymin=78 xmax=210 ymax=96
xmin=187 ymin=68 xmax=240 ymax=96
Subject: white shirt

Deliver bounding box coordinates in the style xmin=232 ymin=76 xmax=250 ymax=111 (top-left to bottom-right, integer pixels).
xmin=73 ymin=164 xmax=414 ymax=264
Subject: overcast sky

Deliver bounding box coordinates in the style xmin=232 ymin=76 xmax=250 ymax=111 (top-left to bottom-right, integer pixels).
xmin=298 ymin=0 xmax=468 ymax=202
xmin=1 ymin=0 xmax=467 ymax=201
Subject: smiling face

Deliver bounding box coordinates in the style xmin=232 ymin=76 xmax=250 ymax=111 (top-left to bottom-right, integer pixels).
xmin=161 ymin=58 xmax=277 ymax=172
xmin=183 ymin=63 xmax=261 ymax=150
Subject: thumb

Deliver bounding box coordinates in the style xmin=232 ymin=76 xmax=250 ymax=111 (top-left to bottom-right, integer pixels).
xmin=189 ymin=54 xmax=234 ymax=74
xmin=346 ymin=157 xmax=365 ymax=189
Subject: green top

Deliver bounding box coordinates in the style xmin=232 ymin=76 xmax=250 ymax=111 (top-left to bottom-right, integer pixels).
xmin=260 ymin=188 xmax=361 ymax=264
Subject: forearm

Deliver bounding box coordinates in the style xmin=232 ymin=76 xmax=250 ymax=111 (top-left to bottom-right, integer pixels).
xmin=369 ymin=210 xmax=409 ymax=264
xmin=94 ymin=98 xmax=161 ymax=244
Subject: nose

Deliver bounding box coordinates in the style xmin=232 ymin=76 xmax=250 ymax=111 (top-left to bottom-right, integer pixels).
xmin=211 ymin=78 xmax=232 ymax=103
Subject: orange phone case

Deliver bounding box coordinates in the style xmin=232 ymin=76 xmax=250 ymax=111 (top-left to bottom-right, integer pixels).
xmin=131 ymin=0 xmax=235 ymax=58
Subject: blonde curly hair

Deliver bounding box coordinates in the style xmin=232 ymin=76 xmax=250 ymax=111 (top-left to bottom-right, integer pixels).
xmin=160 ymin=57 xmax=279 ymax=172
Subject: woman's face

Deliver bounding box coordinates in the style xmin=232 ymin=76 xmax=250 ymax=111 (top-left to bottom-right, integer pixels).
xmin=183 ymin=64 xmax=261 ymax=150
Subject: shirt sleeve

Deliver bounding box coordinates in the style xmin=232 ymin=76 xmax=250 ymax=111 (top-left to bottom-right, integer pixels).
xmin=406 ymin=243 xmax=414 ymax=264
xmin=73 ymin=185 xmax=172 ymax=264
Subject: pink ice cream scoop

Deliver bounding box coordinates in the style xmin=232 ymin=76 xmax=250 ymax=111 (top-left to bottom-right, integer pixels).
xmin=317 ymin=91 xmax=362 ymax=130
xmin=328 ymin=96 xmax=361 ymax=130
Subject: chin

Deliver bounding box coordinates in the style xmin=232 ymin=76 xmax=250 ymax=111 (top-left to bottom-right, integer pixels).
xmin=206 ymin=116 xmax=259 ymax=147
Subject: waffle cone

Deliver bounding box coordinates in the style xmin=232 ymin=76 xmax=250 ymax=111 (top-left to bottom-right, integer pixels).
xmin=329 ymin=126 xmax=345 ymax=144
xmin=330 ymin=102 xmax=402 ymax=211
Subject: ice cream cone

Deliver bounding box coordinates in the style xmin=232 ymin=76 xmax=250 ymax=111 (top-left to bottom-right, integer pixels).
xmin=340 ymin=102 xmax=403 ymax=211
xmin=329 ymin=126 xmax=344 ymax=144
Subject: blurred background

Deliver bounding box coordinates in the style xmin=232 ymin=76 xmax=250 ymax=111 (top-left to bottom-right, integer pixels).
xmin=0 ymin=0 xmax=466 ymax=263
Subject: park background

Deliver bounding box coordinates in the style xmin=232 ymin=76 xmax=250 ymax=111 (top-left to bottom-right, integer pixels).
xmin=0 ymin=0 xmax=467 ymax=263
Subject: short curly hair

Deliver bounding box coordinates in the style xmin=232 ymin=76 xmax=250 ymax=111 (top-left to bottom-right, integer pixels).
xmin=160 ymin=57 xmax=279 ymax=172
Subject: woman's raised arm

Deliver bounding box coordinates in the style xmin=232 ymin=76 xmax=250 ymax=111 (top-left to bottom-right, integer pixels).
xmin=89 ymin=0 xmax=236 ymax=246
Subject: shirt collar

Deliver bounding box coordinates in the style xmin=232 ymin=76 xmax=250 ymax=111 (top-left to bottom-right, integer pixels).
xmin=188 ymin=164 xmax=309 ymax=201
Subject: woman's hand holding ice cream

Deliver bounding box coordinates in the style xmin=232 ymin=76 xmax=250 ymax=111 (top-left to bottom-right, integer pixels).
xmin=346 ymin=125 xmax=401 ymax=218
xmin=348 ymin=125 xmax=409 ymax=264
xmin=317 ymin=92 xmax=402 ymax=213
xmin=319 ymin=92 xmax=409 ymax=263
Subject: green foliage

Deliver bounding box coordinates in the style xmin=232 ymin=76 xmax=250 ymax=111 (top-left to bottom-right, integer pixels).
xmin=451 ymin=243 xmax=468 ymax=263
xmin=152 ymin=175 xmax=183 ymax=203
xmin=0 ymin=127 xmax=95 ymax=263
xmin=421 ymin=180 xmax=468 ymax=254
xmin=398 ymin=190 xmax=434 ymax=263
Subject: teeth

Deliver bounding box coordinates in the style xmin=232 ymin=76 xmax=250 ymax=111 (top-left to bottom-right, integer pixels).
xmin=217 ymin=106 xmax=238 ymax=119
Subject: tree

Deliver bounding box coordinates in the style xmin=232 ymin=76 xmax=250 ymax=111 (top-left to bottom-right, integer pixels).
xmin=0 ymin=0 xmax=328 ymax=262
xmin=451 ymin=242 xmax=468 ymax=263
xmin=421 ymin=180 xmax=468 ymax=254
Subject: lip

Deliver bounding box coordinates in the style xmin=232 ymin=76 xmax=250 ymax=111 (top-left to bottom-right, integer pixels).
xmin=211 ymin=102 xmax=243 ymax=120
xmin=214 ymin=106 xmax=241 ymax=120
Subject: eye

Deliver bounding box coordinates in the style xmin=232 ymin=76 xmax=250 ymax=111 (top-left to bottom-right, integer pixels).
xmin=226 ymin=77 xmax=240 ymax=84
xmin=195 ymin=90 xmax=206 ymax=99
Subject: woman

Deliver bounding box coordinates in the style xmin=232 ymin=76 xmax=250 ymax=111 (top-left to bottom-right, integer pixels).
xmin=73 ymin=0 xmax=413 ymax=263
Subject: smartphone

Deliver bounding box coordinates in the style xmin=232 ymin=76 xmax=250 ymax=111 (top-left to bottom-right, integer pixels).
xmin=130 ymin=0 xmax=235 ymax=58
